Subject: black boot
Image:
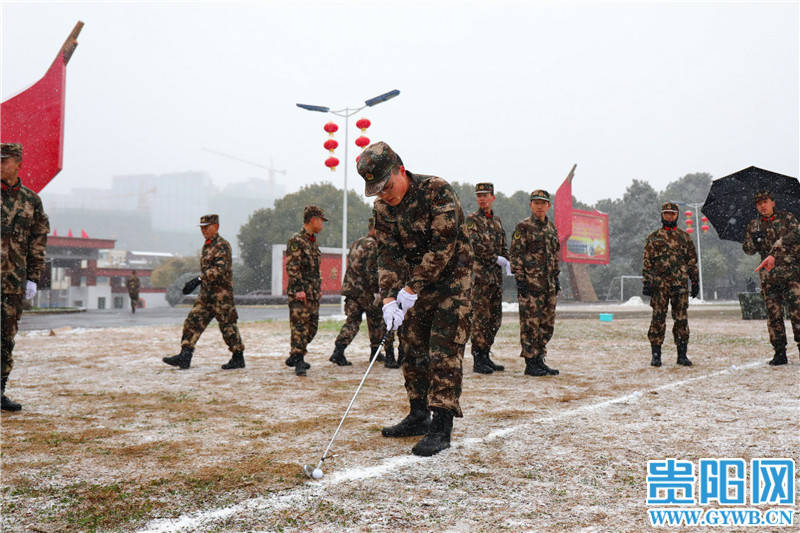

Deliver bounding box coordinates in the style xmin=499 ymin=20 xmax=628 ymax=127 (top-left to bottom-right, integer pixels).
xmin=485 ymin=350 xmax=504 ymax=371
xmin=676 ymin=343 xmax=692 ymax=366
xmin=295 ymin=354 xmax=310 ymax=376
xmin=768 ymin=346 xmax=787 ymax=366
xmin=472 ymin=348 xmax=493 ymax=374
xmin=221 ymin=350 xmax=245 ymax=369
xmin=285 ymin=353 xmax=307 ymax=368
xmin=1 ymin=377 xmax=21 ymax=412
xmin=329 ymin=344 xmax=352 ymax=366
xmin=370 ymin=344 xmax=385 ymax=363
xmin=524 ymin=356 xmax=548 ymax=376
xmin=383 ymin=343 xmax=399 ymax=368
xmin=539 ymin=355 xmax=559 ymax=375
xmin=650 ymin=345 xmax=662 ymax=367
xmin=411 ymin=408 xmax=453 ymax=457
xmin=382 ymin=398 xmax=431 ymax=437
xmin=163 ymin=346 xmax=193 ymax=369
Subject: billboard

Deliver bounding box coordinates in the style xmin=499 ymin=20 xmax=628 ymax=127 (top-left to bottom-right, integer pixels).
xmin=562 ymin=209 xmax=609 ymax=264
xmin=272 ymin=244 xmax=345 ymax=295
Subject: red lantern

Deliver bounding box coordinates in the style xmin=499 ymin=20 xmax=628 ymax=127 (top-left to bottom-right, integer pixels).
xmin=356 ymin=118 xmax=371 ymax=132
xmin=323 ymin=139 xmax=338 ymax=153
xmin=355 ymin=135 xmax=370 ymax=149
xmin=684 ymin=210 xmax=693 ymax=218
xmin=325 ymin=156 xmax=339 ymax=171
xmin=685 ymin=219 xmax=693 ymax=225
xmin=686 ymin=227 xmax=694 ymax=234
xmin=701 ymin=216 xmax=708 ymax=223
xmin=701 ymin=224 xmax=710 ymax=232
xmin=324 ymin=122 xmax=338 ymax=136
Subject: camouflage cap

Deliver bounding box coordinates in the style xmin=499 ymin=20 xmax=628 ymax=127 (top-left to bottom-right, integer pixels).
xmin=198 ymin=214 xmax=219 ymax=226
xmin=1 ymin=143 xmax=23 ymax=159
xmin=530 ymin=189 xmax=551 ymax=202
xmin=661 ymin=202 xmax=679 ymax=213
xmin=357 ymin=141 xmax=403 ymax=197
xmin=304 ymin=205 xmax=328 ymax=222
xmin=475 ymin=182 xmax=494 ymax=195
xmin=754 ymin=190 xmax=773 ymax=202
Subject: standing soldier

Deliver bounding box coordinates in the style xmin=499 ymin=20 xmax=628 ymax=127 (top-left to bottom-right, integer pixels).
xmin=510 ymin=189 xmax=561 ymax=377
xmin=359 ymin=141 xmax=472 ymax=457
xmin=465 ymin=182 xmax=511 ymax=374
xmin=743 ymin=191 xmax=800 ymax=365
xmin=126 ymin=270 xmax=140 ymax=313
xmin=1 ymin=143 xmax=49 ymax=411
xmin=163 ymin=214 xmax=245 ymax=370
xmin=642 ymin=202 xmax=699 ymax=367
xmin=331 ymin=217 xmax=399 ymax=368
xmin=285 ymin=205 xmax=327 ymax=377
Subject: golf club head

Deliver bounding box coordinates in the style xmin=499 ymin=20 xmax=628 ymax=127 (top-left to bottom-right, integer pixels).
xmin=302 ymin=464 xmax=316 ymax=479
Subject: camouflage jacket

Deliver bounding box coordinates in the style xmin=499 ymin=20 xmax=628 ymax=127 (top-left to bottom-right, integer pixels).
xmin=373 ymin=172 xmax=473 ymax=299
xmin=1 ymin=181 xmax=49 ymax=295
xmin=642 ymin=227 xmax=698 ymax=288
xmin=126 ymin=275 xmax=140 ymax=296
xmin=199 ymin=233 xmax=234 ymax=293
xmin=509 ymin=215 xmax=560 ymax=291
xmin=743 ymin=210 xmax=800 ymax=283
xmin=770 ymin=225 xmax=800 ymax=280
xmin=466 ymin=208 xmax=507 ymax=285
xmin=286 ymin=229 xmax=321 ymax=301
xmin=341 ymin=234 xmax=379 ymax=301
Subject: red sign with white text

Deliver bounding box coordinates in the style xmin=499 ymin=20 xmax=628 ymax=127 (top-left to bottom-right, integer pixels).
xmin=562 ymin=209 xmax=609 ymax=264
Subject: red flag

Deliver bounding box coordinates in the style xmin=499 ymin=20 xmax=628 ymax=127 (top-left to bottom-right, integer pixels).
xmin=554 ymin=164 xmax=576 ymax=243
xmin=81 ymin=229 xmax=89 ymax=238
xmin=68 ymin=229 xmax=73 ymax=237
xmin=0 ymin=22 xmax=83 ymax=193
xmin=53 ymin=228 xmax=58 ymax=236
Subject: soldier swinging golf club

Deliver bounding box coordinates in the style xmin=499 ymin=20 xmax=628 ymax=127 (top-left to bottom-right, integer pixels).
xmin=303 ymin=329 xmax=392 ymax=479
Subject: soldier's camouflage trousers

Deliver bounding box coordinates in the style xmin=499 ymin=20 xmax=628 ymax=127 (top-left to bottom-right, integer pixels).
xmin=181 ymin=292 xmax=244 ymax=353
xmin=129 ymin=292 xmax=139 ymax=312
xmin=335 ymin=296 xmax=394 ymax=348
xmin=647 ymin=285 xmax=689 ymax=346
xmin=470 ymin=278 xmax=502 ymax=352
xmin=289 ymin=298 xmax=320 ymax=357
xmin=400 ymin=289 xmax=472 ymax=417
xmin=518 ymin=288 xmax=556 ymax=357
xmin=1 ymin=293 xmax=23 ymax=380
xmin=763 ymin=278 xmax=800 ymax=349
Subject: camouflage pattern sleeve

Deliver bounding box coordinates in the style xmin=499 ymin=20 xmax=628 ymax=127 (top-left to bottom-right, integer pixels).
xmin=642 ymin=232 xmax=656 ymax=285
xmin=285 ymin=235 xmax=307 ymax=295
xmin=25 ymin=193 xmax=49 ymax=283
xmin=509 ymin=221 xmax=526 ymax=279
xmin=407 ymin=185 xmax=460 ymax=294
xmin=551 ymin=224 xmax=561 ymax=278
xmin=373 ymin=206 xmax=408 ymax=299
xmin=202 ymin=237 xmax=232 ymax=285
xmin=742 ymin=219 xmax=766 ymax=256
xmin=500 ymin=218 xmax=509 ymax=259
xmin=684 ymin=232 xmax=699 ymax=284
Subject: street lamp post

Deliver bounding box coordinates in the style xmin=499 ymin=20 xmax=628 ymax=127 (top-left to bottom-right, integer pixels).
xmin=679 ymin=201 xmax=708 ymax=301
xmin=297 ymin=90 xmax=400 ymax=313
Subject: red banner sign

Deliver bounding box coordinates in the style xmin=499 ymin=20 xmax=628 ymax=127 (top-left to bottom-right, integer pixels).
xmin=562 ymin=209 xmax=609 ymax=264
xmin=282 ymin=252 xmax=343 ymax=295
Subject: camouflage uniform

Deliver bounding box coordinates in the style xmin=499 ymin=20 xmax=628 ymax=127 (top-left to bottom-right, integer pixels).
xmin=509 ymin=193 xmax=560 ymax=367
xmin=465 ymin=183 xmax=508 ymax=370
xmin=335 ymin=232 xmax=395 ymax=356
xmin=371 ymin=175 xmax=472 ymax=418
xmin=2 ymin=143 xmax=49 ymax=409
xmin=286 ymin=228 xmax=322 ymax=360
xmin=743 ymin=204 xmax=800 ymax=355
xmin=642 ymin=204 xmax=698 ymax=355
xmin=126 ymin=273 xmax=140 ymax=313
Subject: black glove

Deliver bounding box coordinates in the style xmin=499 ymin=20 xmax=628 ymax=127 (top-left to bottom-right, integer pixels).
xmin=182 ymin=277 xmax=201 ymax=294
xmin=642 ymin=281 xmax=653 ymax=297
xmin=752 ymin=230 xmax=764 ymax=243
xmin=555 ymin=278 xmax=561 ymax=294
xmin=516 ymin=278 xmax=529 ymax=298
xmin=690 ymin=280 xmax=699 ymax=298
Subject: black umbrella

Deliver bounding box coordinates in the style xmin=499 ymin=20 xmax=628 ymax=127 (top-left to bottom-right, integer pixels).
xmin=701 ymin=166 xmax=800 ymax=243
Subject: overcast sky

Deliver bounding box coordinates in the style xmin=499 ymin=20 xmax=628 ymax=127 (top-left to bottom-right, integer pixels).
xmin=2 ymin=1 xmax=798 ymax=206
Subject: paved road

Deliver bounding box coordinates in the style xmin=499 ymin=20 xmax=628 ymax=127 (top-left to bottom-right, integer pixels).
xmin=19 ymin=304 xmax=343 ymax=331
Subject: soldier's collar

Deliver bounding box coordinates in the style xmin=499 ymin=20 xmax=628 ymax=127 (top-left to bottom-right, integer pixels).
xmin=761 ymin=214 xmax=775 ymax=222
xmin=483 ymin=209 xmax=493 ymax=218
xmin=309 ymin=234 xmax=316 ymax=242
xmin=1 ymin=178 xmax=21 ymax=193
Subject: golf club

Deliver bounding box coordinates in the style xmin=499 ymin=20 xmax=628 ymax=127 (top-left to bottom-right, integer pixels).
xmin=303 ymin=329 xmax=392 ymax=479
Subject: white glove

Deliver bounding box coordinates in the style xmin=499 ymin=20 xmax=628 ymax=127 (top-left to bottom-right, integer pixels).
xmin=496 ymin=256 xmax=512 ymax=276
xmin=25 ymin=280 xmax=37 ymax=300
xmin=383 ymin=300 xmax=401 ymax=331
xmin=396 ymin=288 xmax=418 ymax=311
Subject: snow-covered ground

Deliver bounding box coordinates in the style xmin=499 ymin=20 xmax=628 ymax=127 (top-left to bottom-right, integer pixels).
xmin=2 ymin=310 xmax=797 ymax=532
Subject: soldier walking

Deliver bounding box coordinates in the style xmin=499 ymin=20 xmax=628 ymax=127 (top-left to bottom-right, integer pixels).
xmin=163 ymin=214 xmax=245 ymax=370
xmin=285 ymin=206 xmax=327 ymax=377
xmin=332 ymin=217 xmax=398 ymax=368
xmin=642 ymin=202 xmax=699 ymax=367
xmin=509 ymin=189 xmax=561 ymax=376
xmin=465 ymin=182 xmax=511 ymax=374
xmin=1 ymin=143 xmax=50 ymax=411
xmin=126 ymin=270 xmax=140 ymax=313
xmin=360 ymin=141 xmax=473 ymax=457
xmin=743 ymin=191 xmax=800 ymax=365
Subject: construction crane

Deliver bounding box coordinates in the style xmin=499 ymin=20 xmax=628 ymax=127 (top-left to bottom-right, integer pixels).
xmin=201 ymin=147 xmax=286 ymax=184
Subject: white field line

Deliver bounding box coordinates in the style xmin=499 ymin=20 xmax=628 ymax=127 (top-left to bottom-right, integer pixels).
xmin=138 ymin=361 xmax=763 ymax=533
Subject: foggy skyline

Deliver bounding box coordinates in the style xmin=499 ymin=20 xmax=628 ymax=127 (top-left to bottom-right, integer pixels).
xmin=2 ymin=1 xmax=798 ymax=206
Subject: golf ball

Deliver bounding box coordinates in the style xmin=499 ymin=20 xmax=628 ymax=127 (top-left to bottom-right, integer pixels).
xmin=312 ymin=468 xmax=323 ymax=479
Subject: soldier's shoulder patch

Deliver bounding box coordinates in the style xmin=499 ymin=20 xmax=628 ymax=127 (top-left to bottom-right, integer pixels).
xmin=466 ymin=219 xmax=476 ymax=229
xmin=289 ymin=242 xmax=299 ymax=251
xmin=513 ymin=230 xmax=521 ymax=240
